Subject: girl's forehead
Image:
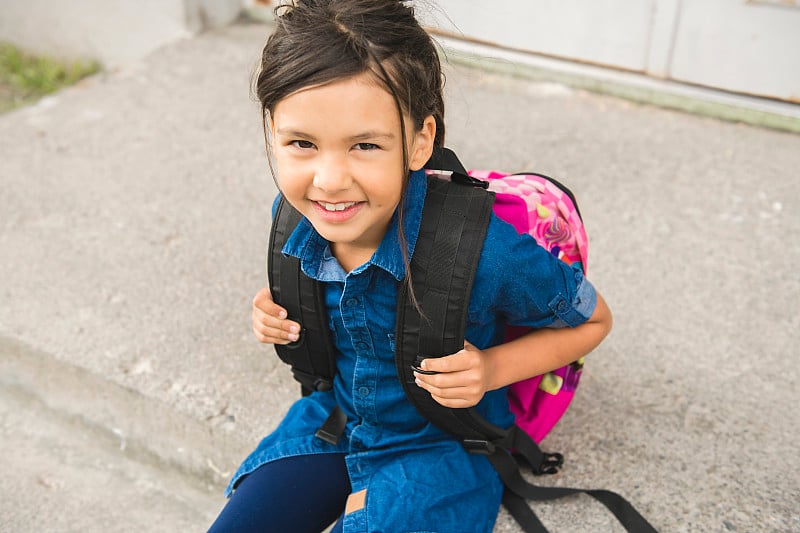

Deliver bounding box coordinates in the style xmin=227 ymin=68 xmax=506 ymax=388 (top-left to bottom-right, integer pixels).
xmin=272 ymin=72 xmax=406 ymax=132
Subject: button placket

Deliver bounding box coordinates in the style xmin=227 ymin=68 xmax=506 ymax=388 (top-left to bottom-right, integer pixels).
xmin=341 ymin=273 xmax=379 ymax=422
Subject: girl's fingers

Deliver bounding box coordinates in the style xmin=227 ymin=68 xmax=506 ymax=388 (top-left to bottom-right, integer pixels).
xmin=414 ymin=379 xmax=480 ymax=408
xmin=414 ymin=374 xmax=481 ymax=399
xmin=413 ymin=364 xmax=482 ymax=391
xmin=254 ymin=305 xmax=300 ymax=334
xmin=414 ymin=371 xmax=460 ymax=390
xmin=418 ymin=344 xmax=479 ymax=374
xmin=253 ymin=319 xmax=297 ymax=344
xmin=252 ymin=287 xmax=301 ymax=344
xmin=253 ymin=317 xmax=300 ymax=343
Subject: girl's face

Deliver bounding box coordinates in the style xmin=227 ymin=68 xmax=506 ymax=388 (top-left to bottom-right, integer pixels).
xmin=270 ymin=72 xmax=435 ymax=269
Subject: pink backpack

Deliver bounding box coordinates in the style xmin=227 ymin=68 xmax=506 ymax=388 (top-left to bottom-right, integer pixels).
xmin=469 ymin=170 xmax=589 ymax=443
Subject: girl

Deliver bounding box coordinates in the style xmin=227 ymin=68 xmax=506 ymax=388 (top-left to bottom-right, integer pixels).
xmin=209 ymin=1 xmax=612 ymax=531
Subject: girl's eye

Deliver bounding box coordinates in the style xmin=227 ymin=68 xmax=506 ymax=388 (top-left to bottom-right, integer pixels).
xmin=354 ymin=142 xmax=379 ymax=151
xmin=291 ymin=140 xmax=315 ymax=149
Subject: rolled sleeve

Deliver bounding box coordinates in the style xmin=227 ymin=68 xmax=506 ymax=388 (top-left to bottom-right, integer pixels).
xmin=547 ymin=267 xmax=597 ymax=328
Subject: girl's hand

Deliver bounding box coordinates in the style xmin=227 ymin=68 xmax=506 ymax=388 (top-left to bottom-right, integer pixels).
xmin=252 ymin=287 xmax=301 ymax=344
xmin=413 ymin=341 xmax=494 ymax=408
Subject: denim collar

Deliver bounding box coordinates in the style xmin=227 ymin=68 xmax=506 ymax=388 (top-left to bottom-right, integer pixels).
xmin=282 ymin=168 xmax=427 ymax=282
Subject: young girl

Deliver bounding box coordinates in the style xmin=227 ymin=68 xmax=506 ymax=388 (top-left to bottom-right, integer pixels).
xmin=209 ymin=1 xmax=612 ymax=531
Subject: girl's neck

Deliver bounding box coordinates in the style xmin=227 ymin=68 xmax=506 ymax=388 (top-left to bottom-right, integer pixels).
xmin=331 ymin=242 xmax=378 ymax=273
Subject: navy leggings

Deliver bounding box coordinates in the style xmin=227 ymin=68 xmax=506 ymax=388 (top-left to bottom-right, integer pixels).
xmin=208 ymin=453 xmax=351 ymax=533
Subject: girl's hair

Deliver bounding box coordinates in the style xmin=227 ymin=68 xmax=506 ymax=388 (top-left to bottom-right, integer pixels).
xmin=256 ymin=0 xmax=446 ymax=305
xmin=256 ymin=0 xmax=445 ymax=149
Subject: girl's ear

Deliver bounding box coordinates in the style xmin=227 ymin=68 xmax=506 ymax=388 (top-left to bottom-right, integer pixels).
xmin=408 ymin=115 xmax=437 ymax=171
xmin=265 ymin=112 xmax=275 ymax=137
xmin=264 ymin=112 xmax=276 ymax=150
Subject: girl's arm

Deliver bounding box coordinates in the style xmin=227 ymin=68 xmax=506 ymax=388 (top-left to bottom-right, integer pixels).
xmin=413 ymin=292 xmax=612 ymax=409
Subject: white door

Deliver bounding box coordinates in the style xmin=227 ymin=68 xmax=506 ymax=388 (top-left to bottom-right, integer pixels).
xmin=669 ymin=0 xmax=800 ymax=102
xmin=426 ymin=0 xmax=800 ymax=102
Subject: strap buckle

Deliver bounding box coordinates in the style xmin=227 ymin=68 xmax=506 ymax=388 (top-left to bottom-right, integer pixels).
xmin=534 ymin=452 xmax=564 ymax=475
xmin=294 ymin=369 xmax=333 ymax=396
xmin=312 ymin=377 xmax=333 ymax=392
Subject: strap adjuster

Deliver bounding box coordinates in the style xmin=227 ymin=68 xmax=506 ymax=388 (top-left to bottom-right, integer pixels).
xmin=463 ymin=439 xmax=496 ymax=455
xmin=314 ymin=405 xmax=347 ymax=445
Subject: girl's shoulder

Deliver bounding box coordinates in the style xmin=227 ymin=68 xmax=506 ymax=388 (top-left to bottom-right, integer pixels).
xmin=471 ymin=211 xmax=590 ymax=326
xmin=478 ymin=211 xmax=555 ymax=272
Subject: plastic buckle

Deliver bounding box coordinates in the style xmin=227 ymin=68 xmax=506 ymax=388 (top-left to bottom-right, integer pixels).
xmin=313 ymin=378 xmax=333 ymax=392
xmin=537 ymin=452 xmax=564 ymax=475
xmin=410 ymin=354 xmax=440 ymax=375
xmin=462 ymin=439 xmax=496 ymax=455
xmin=451 ymin=171 xmax=490 ymax=189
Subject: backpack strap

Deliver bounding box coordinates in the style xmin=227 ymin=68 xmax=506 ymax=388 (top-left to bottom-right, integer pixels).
xmin=267 ymin=196 xmax=338 ymax=397
xmin=396 ymin=174 xmax=517 ymax=445
xmin=401 ymin=153 xmax=559 ymax=454
xmin=493 ymin=448 xmax=658 ymax=533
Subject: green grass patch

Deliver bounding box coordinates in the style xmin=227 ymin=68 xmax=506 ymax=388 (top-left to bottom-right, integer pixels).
xmin=0 ymin=43 xmax=100 ymax=113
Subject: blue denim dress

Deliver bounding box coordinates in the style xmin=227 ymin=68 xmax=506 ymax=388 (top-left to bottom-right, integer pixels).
xmin=226 ymin=169 xmax=597 ymax=533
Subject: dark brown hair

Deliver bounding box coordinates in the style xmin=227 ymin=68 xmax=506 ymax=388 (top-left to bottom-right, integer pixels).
xmin=255 ymin=0 xmax=446 ymax=301
xmin=256 ymin=0 xmax=445 ymax=150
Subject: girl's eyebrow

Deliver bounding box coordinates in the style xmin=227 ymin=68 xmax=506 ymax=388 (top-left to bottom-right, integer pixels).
xmin=275 ymin=128 xmax=395 ymax=142
xmin=348 ymin=131 xmax=395 ymax=142
xmin=275 ymin=128 xmax=317 ymax=141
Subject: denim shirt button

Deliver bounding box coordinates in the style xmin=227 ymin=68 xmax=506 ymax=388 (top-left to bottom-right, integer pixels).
xmin=358 ymin=386 xmax=370 ymax=397
xmin=556 ymin=300 xmax=568 ymax=313
xmin=356 ymin=341 xmax=369 ymax=351
xmin=345 ymin=298 xmax=359 ymax=307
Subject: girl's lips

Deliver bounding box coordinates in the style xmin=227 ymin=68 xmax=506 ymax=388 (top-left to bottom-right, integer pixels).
xmin=318 ymin=200 xmax=358 ymax=212
xmin=311 ymin=200 xmax=364 ymax=222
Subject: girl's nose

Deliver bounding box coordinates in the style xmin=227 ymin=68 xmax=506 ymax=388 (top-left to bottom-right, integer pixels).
xmin=312 ymin=156 xmax=351 ymax=192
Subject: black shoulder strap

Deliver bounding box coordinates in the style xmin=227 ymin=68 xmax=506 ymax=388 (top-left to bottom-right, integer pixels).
xmin=267 ymin=196 xmax=337 ymax=396
xmin=396 ymin=174 xmax=514 ymax=444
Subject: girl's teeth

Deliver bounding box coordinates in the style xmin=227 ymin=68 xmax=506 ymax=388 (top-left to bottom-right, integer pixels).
xmin=321 ymin=201 xmax=356 ymax=211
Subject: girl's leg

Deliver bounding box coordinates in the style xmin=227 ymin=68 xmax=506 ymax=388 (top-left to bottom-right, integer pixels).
xmin=208 ymin=453 xmax=350 ymax=533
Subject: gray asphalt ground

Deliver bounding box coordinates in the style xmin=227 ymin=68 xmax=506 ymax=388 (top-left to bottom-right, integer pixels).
xmin=1 ymin=20 xmax=799 ymax=533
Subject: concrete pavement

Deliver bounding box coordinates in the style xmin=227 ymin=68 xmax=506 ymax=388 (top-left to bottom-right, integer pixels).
xmin=1 ymin=20 xmax=799 ymax=532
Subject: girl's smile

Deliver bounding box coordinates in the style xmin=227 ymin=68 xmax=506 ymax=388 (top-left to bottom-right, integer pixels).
xmin=270 ymin=71 xmax=435 ymax=271
xmin=311 ymin=199 xmax=364 ymax=223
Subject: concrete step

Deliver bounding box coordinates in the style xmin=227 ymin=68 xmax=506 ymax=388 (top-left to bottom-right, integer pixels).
xmin=0 ymin=348 xmax=225 ymax=532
